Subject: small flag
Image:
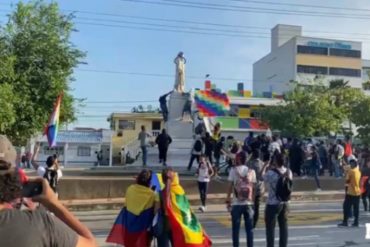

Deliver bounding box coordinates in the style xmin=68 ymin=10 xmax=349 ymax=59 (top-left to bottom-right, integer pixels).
xmin=44 ymin=94 xmax=62 ymax=147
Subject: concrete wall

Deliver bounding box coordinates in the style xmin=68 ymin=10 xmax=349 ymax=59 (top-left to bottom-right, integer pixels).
xmin=57 ymin=177 xmax=346 ymax=200
xmin=253 ymin=38 xmax=297 ymax=95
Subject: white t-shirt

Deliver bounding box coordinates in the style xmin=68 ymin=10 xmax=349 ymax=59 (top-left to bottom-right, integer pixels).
xmin=198 ymin=162 xmax=211 ymax=182
xmin=228 ymin=165 xmax=257 ymax=206
xmin=37 ymin=166 xmax=63 ymax=181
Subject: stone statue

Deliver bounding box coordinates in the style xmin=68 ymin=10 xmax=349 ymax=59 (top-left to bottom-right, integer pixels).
xmin=174 ymin=52 xmax=186 ymax=93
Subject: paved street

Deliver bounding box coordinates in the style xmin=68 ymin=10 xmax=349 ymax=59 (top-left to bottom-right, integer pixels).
xmin=76 ymin=201 xmax=370 ymax=247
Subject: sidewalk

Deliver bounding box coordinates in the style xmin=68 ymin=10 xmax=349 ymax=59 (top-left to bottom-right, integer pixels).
xmin=62 ymin=190 xmax=345 ymax=211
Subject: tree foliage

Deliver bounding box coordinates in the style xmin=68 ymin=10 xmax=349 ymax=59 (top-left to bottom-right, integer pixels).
xmin=351 ymin=97 xmax=370 ymax=144
xmin=0 ymin=0 xmax=85 ymax=145
xmin=260 ymin=80 xmax=365 ymax=138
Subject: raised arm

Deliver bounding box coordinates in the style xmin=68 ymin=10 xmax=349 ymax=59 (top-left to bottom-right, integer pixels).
xmin=31 ymin=143 xmax=41 ymax=170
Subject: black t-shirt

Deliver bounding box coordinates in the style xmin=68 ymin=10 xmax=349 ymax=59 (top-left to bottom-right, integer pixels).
xmin=0 ymin=208 xmax=78 ymax=247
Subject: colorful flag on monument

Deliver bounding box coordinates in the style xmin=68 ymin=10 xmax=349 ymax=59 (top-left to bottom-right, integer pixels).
xmin=194 ymin=90 xmax=230 ymax=117
xmin=44 ymin=94 xmax=62 ymax=147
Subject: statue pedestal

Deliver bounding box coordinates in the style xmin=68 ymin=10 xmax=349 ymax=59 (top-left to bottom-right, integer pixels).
xmin=166 ymin=92 xmax=193 ymax=140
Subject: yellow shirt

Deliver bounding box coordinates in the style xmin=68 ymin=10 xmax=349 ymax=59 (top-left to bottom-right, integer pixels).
xmin=346 ymin=167 xmax=361 ymax=196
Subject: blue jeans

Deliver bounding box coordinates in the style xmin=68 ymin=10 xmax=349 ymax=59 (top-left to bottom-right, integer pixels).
xmin=141 ymin=146 xmax=147 ymax=166
xmin=333 ymin=159 xmax=342 ymax=178
xmin=231 ymin=205 xmax=254 ymax=247
xmin=265 ymin=204 xmax=289 ymax=247
xmin=311 ymin=167 xmax=321 ymax=189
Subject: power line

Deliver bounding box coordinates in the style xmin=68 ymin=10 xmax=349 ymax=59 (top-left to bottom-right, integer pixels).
xmin=228 ymin=0 xmax=370 ymax=13
xmin=120 ymin=0 xmax=370 ymax=20
xmin=75 ymin=17 xmax=370 ymax=42
xmin=77 ymin=68 xmax=248 ymax=82
xmin=2 ymin=5 xmax=370 ymax=40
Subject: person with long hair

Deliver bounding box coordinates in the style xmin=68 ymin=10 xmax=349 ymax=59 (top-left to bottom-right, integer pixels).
xmin=196 ymin=155 xmax=214 ymax=212
xmin=107 ymin=169 xmax=159 ymax=247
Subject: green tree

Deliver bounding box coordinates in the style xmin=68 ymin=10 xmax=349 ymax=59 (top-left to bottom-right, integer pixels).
xmin=0 ymin=1 xmax=85 ymax=144
xmin=351 ymin=97 xmax=370 ymax=144
xmin=260 ymin=80 xmax=364 ymax=138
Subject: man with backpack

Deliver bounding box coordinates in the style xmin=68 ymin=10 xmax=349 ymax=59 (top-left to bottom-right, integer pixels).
xmin=187 ymin=135 xmax=203 ymax=171
xmin=262 ymin=152 xmax=293 ymax=247
xmin=226 ymin=151 xmax=257 ymax=247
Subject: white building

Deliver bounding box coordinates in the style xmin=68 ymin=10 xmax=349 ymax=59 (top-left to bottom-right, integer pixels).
xmin=253 ymin=24 xmax=369 ymax=95
xmin=33 ymin=129 xmax=113 ymax=167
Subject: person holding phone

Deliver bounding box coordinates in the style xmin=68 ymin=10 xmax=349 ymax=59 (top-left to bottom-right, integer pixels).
xmin=0 ymin=135 xmax=97 ymax=247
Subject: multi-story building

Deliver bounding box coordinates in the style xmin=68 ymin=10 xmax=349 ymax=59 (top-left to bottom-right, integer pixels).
xmin=253 ymin=24 xmax=369 ymax=95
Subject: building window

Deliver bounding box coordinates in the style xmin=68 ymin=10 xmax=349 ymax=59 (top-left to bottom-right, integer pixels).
xmin=77 ymin=146 xmax=91 ymax=157
xmin=118 ymin=120 xmax=135 ymax=130
xmin=297 ymin=65 xmax=328 ymax=75
xmin=329 ymin=48 xmax=361 ymax=58
xmin=152 ymin=121 xmax=161 ymax=130
xmin=297 ymin=45 xmax=328 ymax=55
xmin=43 ymin=146 xmax=64 ymax=155
xmin=329 ymin=67 xmax=361 ymax=77
xmin=363 ymin=67 xmax=370 ymax=81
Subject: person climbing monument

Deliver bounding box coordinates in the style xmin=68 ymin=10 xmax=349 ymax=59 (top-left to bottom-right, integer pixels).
xmin=159 ymin=91 xmax=173 ymax=122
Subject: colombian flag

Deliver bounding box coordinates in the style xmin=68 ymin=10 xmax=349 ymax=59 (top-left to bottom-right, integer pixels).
xmin=106 ymin=184 xmax=157 ymax=246
xmin=44 ymin=94 xmax=62 ymax=147
xmin=164 ymin=173 xmax=212 ymax=247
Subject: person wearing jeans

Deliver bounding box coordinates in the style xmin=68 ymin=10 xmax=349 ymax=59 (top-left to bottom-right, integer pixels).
xmin=262 ymin=152 xmax=293 ymax=247
xmin=311 ymin=146 xmax=322 ymax=191
xmin=338 ymin=156 xmax=361 ymax=227
xmin=265 ymin=204 xmax=289 ymax=247
xmin=226 ymin=152 xmax=257 ymax=247
xmin=138 ymin=125 xmax=151 ymax=166
xmin=196 ymin=155 xmax=214 ymax=212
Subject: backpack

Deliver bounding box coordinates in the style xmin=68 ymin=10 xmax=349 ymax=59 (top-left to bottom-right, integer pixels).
xmin=234 ymin=167 xmax=253 ymax=201
xmin=272 ymin=168 xmax=293 ymax=202
xmin=194 ymin=140 xmax=203 ymax=152
xmin=43 ymin=168 xmax=59 ymax=192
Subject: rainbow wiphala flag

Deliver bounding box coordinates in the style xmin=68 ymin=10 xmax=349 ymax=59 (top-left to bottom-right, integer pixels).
xmin=194 ymin=90 xmax=230 ymax=117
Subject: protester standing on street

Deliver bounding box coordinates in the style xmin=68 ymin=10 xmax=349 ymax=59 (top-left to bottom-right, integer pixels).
xmin=262 ymin=152 xmax=293 ymax=247
xmin=187 ymin=135 xmax=203 ymax=171
xmin=311 ymin=146 xmax=322 ymax=191
xmin=338 ymin=156 xmax=361 ymax=227
xmin=196 ymin=155 xmax=214 ymax=212
xmin=155 ymin=129 xmax=172 ymax=166
xmin=247 ymin=149 xmax=264 ymax=228
xmin=289 ymin=139 xmax=304 ymax=177
xmin=333 ymin=140 xmax=345 ymax=178
xmin=159 ymin=91 xmax=172 ymax=122
xmin=203 ymin=132 xmax=214 ymax=164
xmin=138 ymin=125 xmax=151 ymax=167
xmin=318 ymin=141 xmax=329 ymax=175
xmin=226 ymin=152 xmax=256 ymax=247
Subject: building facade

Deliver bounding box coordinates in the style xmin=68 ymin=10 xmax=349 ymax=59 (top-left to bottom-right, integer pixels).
xmin=254 ymin=24 xmax=369 ymax=95
xmin=108 ymin=113 xmax=164 ymax=164
xmin=33 ymin=129 xmax=113 ymax=167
